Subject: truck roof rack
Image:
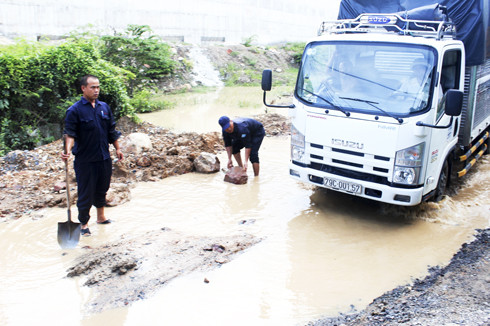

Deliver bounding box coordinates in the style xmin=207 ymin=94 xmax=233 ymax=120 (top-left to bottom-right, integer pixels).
xmin=318 ymin=13 xmax=456 ymax=40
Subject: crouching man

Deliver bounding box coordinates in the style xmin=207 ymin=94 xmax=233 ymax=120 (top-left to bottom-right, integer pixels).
xmin=218 ymin=116 xmax=265 ymax=176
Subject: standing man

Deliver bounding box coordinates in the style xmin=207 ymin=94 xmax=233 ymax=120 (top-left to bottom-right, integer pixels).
xmin=218 ymin=116 xmax=265 ymax=176
xmin=61 ymin=75 xmax=124 ymax=236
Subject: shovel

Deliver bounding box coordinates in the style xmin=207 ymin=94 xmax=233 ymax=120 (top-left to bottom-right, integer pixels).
xmin=57 ymin=135 xmax=81 ymax=249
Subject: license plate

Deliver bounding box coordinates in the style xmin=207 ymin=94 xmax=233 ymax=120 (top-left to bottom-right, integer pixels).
xmin=323 ymin=177 xmax=362 ymax=194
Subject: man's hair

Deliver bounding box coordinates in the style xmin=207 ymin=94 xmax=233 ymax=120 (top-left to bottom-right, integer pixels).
xmin=80 ymin=74 xmax=99 ymax=87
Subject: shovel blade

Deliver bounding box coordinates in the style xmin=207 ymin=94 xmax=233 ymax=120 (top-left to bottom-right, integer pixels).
xmin=57 ymin=221 xmax=81 ymax=249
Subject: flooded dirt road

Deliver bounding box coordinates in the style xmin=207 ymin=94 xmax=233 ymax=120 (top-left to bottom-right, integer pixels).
xmin=0 ymin=88 xmax=489 ymax=325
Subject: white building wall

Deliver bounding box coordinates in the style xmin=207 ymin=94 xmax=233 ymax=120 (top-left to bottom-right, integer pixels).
xmin=0 ymin=0 xmax=341 ymax=44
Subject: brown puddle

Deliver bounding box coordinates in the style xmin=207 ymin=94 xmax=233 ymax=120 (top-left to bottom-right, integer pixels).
xmin=1 ymin=87 xmax=488 ymax=325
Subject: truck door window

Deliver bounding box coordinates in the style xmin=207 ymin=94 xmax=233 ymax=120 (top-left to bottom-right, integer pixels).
xmin=438 ymin=50 xmax=462 ymax=120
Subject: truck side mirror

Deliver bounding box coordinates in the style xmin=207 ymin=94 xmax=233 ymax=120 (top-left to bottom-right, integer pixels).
xmin=260 ymin=69 xmax=295 ymax=108
xmin=261 ymin=69 xmax=272 ymax=91
xmin=445 ymin=89 xmax=463 ymax=116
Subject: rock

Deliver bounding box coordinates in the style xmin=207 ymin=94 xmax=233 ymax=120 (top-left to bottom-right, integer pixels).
xmin=193 ymin=152 xmax=220 ymax=173
xmin=215 ymin=257 xmax=229 ymax=264
xmin=166 ymin=147 xmax=179 ymax=155
xmin=4 ymin=150 xmax=25 ymax=164
xmin=106 ymin=183 xmax=131 ymax=207
xmin=136 ymin=156 xmax=151 ymax=167
xmin=112 ymin=161 xmax=131 ymax=178
xmin=53 ymin=181 xmax=66 ymax=192
xmin=224 ymin=167 xmax=248 ymax=184
xmin=120 ymin=133 xmax=152 ymax=155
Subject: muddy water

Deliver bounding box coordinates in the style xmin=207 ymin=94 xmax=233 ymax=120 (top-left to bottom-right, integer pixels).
xmin=138 ymin=86 xmax=288 ymax=133
xmin=1 ymin=88 xmax=489 ymax=325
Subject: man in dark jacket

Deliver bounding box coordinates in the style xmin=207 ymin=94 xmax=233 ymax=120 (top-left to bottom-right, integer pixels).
xmin=219 ymin=116 xmax=265 ymax=176
xmin=61 ymin=75 xmax=124 ymax=236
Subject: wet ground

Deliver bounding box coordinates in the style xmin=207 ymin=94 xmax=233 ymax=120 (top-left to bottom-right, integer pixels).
xmin=309 ymin=228 xmax=489 ymax=326
xmin=0 ymin=87 xmax=489 ymax=325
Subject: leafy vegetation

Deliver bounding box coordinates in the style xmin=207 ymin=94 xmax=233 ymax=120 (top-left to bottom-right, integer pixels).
xmin=219 ymin=43 xmax=300 ymax=87
xmin=129 ymin=89 xmax=173 ymax=113
xmin=100 ymin=25 xmax=175 ymax=96
xmin=0 ymin=25 xmax=176 ymax=155
xmin=284 ymin=42 xmax=306 ymax=64
xmin=242 ymin=35 xmax=257 ymax=47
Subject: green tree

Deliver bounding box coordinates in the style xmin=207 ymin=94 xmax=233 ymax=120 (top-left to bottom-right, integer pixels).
xmin=100 ymin=25 xmax=176 ymax=95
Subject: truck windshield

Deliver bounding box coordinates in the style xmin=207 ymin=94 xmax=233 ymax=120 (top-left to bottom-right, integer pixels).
xmin=296 ymin=41 xmax=437 ymax=116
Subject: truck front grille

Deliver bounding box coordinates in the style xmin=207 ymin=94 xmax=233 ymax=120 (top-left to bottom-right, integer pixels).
xmin=308 ymin=142 xmax=393 ymax=182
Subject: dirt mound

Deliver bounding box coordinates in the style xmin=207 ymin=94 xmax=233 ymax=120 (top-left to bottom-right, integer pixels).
xmin=66 ymin=228 xmax=260 ymax=313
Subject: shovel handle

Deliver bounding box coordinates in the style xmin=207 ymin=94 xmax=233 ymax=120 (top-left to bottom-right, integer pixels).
xmin=63 ymin=135 xmax=72 ymax=222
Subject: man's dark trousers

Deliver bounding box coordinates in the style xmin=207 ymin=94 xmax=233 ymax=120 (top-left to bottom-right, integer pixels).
xmin=74 ymin=158 xmax=112 ymax=225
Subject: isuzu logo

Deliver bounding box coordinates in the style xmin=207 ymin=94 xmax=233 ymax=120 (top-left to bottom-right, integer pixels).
xmin=331 ymin=138 xmax=364 ymax=150
xmin=362 ymin=15 xmax=397 ymax=25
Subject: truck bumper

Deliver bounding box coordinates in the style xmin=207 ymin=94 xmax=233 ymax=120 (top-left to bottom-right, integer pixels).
xmin=289 ymin=164 xmax=424 ymax=206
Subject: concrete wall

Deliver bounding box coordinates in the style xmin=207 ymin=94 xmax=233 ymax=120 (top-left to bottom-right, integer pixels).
xmin=0 ymin=0 xmax=341 ymax=44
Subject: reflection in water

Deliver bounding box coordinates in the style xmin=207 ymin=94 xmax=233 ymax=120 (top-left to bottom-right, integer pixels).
xmin=0 ymin=85 xmax=488 ymax=325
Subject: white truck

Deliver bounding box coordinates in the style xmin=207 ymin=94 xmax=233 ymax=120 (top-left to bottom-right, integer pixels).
xmin=262 ymin=1 xmax=489 ymax=205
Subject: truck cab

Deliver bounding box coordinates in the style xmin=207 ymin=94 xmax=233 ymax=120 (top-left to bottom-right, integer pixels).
xmin=264 ymin=13 xmax=477 ymax=206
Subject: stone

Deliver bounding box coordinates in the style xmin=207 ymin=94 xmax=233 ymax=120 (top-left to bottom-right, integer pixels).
xmin=4 ymin=150 xmax=25 ymax=164
xmin=120 ymin=133 xmax=152 ymax=155
xmin=166 ymin=147 xmax=179 ymax=155
xmin=193 ymin=152 xmax=220 ymax=173
xmin=112 ymin=161 xmax=131 ymax=178
xmin=224 ymin=166 xmax=248 ymax=184
xmin=53 ymin=181 xmax=66 ymax=192
xmin=136 ymin=156 xmax=151 ymax=167
xmin=106 ymin=183 xmax=131 ymax=207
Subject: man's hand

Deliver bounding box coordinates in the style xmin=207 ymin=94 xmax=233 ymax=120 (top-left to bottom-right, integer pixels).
xmin=60 ymin=151 xmax=70 ymax=162
xmin=61 ymin=135 xmax=74 ymax=162
xmin=227 ymin=160 xmax=233 ymax=169
xmin=116 ymin=149 xmax=124 ymax=161
xmin=113 ymin=140 xmax=124 ymax=161
xmin=243 ymin=162 xmax=248 ymax=172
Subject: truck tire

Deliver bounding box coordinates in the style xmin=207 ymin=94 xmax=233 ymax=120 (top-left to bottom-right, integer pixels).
xmin=433 ymin=159 xmax=449 ymax=202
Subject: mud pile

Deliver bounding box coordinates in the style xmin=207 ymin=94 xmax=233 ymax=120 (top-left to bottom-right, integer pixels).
xmin=67 ymin=228 xmax=260 ymax=313
xmin=0 ymin=113 xmax=290 ymax=220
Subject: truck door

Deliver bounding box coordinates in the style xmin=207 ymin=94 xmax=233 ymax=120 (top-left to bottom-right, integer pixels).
xmin=425 ymin=47 xmax=463 ymax=196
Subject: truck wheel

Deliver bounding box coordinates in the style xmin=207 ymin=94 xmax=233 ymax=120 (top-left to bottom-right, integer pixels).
xmin=433 ymin=160 xmax=449 ymax=202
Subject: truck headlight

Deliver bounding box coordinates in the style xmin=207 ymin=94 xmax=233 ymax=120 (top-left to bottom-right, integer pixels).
xmin=291 ymin=124 xmax=306 ymax=163
xmin=393 ymin=143 xmax=425 ymax=185
xmin=393 ymin=167 xmax=418 ymax=184
xmin=291 ymin=145 xmax=305 ymax=162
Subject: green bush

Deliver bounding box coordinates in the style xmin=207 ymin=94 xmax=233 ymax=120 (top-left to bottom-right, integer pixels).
xmin=0 ymin=38 xmax=134 ymax=155
xmin=283 ymin=42 xmax=306 ymax=64
xmin=130 ymin=89 xmax=173 ymax=113
xmin=242 ymin=35 xmax=257 ymax=47
xmin=0 ymin=24 xmax=178 ymax=155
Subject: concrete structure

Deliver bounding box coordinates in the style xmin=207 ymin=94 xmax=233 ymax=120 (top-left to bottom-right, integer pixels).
xmin=0 ymin=0 xmax=341 ymax=44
